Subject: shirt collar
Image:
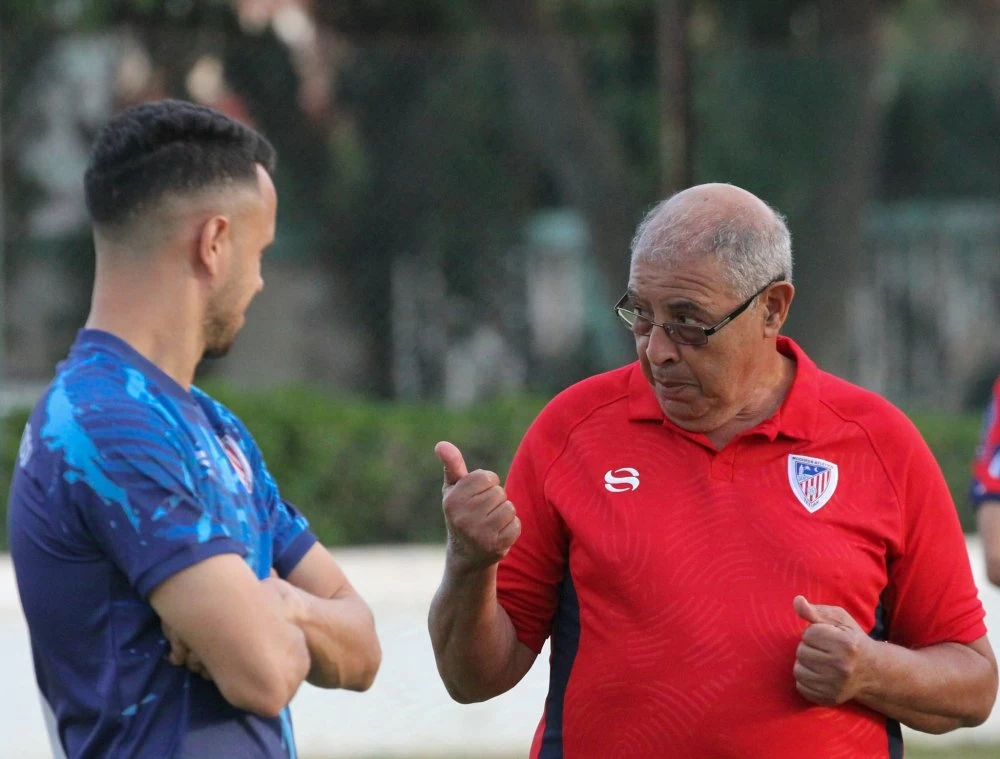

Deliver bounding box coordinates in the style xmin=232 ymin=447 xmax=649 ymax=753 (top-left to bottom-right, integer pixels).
xmin=626 ymin=335 xmax=819 ymax=442
xmin=71 ymin=328 xmax=194 ymax=406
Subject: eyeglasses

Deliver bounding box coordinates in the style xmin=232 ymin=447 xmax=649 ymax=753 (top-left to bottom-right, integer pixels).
xmin=613 ymin=275 xmax=785 ymax=346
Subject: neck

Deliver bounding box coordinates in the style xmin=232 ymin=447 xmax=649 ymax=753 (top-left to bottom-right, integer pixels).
xmin=85 ymin=257 xmax=205 ymax=389
xmin=706 ymin=347 xmax=796 ymax=449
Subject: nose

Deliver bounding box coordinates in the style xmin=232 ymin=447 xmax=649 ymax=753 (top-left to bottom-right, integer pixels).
xmin=644 ymin=324 xmax=681 ymax=366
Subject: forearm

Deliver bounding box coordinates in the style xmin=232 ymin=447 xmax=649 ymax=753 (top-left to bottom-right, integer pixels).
xmin=225 ymin=622 xmax=311 ymax=717
xmin=862 ymin=705 xmax=961 ymax=734
xmin=163 ymin=615 xmax=311 ymax=717
xmin=295 ymin=589 xmax=381 ymax=691
xmin=153 ymin=556 xmax=312 ymax=718
xmin=428 ymin=560 xmax=528 ymax=703
xmin=854 ymin=639 xmax=998 ymax=732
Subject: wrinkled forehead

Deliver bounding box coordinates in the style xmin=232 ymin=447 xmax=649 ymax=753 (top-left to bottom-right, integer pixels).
xmin=627 ymin=252 xmax=740 ymax=305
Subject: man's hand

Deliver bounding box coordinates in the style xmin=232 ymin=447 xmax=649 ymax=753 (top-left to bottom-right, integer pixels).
xmin=792 ymin=595 xmax=876 ymax=705
xmin=162 ymin=575 xmax=307 ymax=681
xmin=261 ymin=575 xmax=309 ymax=628
xmin=163 ymin=621 xmax=212 ymax=680
xmin=434 ymin=441 xmax=521 ymax=573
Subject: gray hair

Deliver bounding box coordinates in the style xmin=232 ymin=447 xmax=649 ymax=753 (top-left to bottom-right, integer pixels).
xmin=629 ymin=195 xmax=793 ymax=300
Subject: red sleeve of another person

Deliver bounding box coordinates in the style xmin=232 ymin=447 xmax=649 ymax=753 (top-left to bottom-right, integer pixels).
xmin=496 ymin=411 xmax=569 ymax=655
xmin=880 ymin=413 xmax=987 ymax=649
xmin=971 ymin=378 xmax=1000 ymax=508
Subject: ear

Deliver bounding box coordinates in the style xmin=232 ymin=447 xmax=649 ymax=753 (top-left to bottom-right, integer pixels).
xmin=762 ymin=281 xmax=795 ymax=337
xmin=196 ymin=215 xmax=231 ymax=280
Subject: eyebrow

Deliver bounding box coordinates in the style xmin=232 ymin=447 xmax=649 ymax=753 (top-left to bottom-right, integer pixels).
xmin=666 ymin=298 xmax=706 ymax=312
xmin=627 ymin=290 xmax=713 ymax=318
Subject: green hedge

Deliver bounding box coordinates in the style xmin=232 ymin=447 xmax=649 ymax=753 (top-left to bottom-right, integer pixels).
xmin=905 ymin=411 xmax=983 ymax=534
xmin=0 ymin=390 xmax=985 ymax=551
xmin=202 ymin=386 xmax=546 ymax=546
xmin=0 ymin=390 xmax=545 ymax=551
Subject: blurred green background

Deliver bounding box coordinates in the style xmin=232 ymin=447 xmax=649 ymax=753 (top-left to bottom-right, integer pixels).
xmin=2 ymin=0 xmax=999 ymax=414
xmin=0 ymin=390 xmax=987 ymax=550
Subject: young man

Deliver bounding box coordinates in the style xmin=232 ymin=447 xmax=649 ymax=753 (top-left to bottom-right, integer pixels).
xmin=972 ymin=376 xmax=1000 ymax=587
xmin=8 ymin=100 xmax=381 ymax=759
xmin=429 ymin=183 xmax=997 ymax=758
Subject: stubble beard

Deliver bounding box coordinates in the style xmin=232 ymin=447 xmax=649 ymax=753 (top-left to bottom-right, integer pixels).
xmin=202 ymin=303 xmax=239 ymax=360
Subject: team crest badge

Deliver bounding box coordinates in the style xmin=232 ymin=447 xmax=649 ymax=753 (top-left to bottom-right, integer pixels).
xmin=220 ymin=435 xmax=254 ymax=493
xmin=787 ymin=455 xmax=838 ymax=513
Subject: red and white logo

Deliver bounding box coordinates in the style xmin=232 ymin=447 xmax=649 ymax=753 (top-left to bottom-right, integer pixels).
xmin=220 ymin=435 xmax=254 ymax=493
xmin=787 ymin=454 xmax=838 ymax=513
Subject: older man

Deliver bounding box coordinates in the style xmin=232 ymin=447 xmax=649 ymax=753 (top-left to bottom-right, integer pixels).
xmin=429 ymin=184 xmax=997 ymax=758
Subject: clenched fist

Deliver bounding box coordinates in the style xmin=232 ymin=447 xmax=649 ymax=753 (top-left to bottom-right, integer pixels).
xmin=435 ymin=441 xmax=521 ymax=573
xmin=792 ymin=595 xmax=876 ymax=706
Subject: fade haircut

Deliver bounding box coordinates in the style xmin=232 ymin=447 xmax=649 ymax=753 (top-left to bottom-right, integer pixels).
xmin=630 ymin=190 xmax=793 ymax=300
xmin=84 ymin=99 xmax=276 ymax=231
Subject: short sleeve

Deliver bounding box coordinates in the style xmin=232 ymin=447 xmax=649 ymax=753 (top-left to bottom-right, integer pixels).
xmin=496 ymin=413 xmax=569 ymax=654
xmin=243 ymin=437 xmax=316 ymax=578
xmin=65 ymin=412 xmax=246 ymax=599
xmin=971 ymin=380 xmax=1000 ymax=509
xmin=883 ymin=422 xmax=987 ymax=649
xmin=268 ymin=492 xmax=316 ymax=578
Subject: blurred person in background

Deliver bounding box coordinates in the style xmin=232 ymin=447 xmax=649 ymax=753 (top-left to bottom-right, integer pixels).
xmin=428 ymin=183 xmax=997 ymax=758
xmin=6 ymin=100 xmax=380 ymax=759
xmin=972 ymin=376 xmax=1000 ymax=588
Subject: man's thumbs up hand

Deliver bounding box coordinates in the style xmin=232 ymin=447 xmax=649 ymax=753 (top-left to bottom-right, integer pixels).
xmin=436 ymin=441 xmax=470 ymax=488
xmin=792 ymin=595 xmax=875 ymax=706
xmin=794 ymin=595 xmax=862 ymax=631
xmin=434 ymin=441 xmax=521 ymax=573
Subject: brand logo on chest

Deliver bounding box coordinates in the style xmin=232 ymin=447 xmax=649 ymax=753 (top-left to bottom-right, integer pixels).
xmin=787 ymin=455 xmax=838 ymax=513
xmin=604 ymin=467 xmax=640 ymax=492
xmin=220 ymin=435 xmax=254 ymax=493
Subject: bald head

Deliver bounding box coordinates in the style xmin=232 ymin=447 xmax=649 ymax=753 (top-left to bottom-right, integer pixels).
xmin=630 ymin=183 xmax=792 ymax=299
xmin=665 ymin=183 xmax=776 ymax=228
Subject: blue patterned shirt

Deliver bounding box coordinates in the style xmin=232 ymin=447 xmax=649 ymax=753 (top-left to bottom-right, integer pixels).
xmin=8 ymin=329 xmax=316 ymax=758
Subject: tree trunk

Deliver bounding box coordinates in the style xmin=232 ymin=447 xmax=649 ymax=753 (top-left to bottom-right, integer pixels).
xmin=476 ymin=0 xmax=641 ymax=299
xmin=658 ymin=0 xmax=693 ymax=195
xmin=783 ymin=1 xmax=886 ymax=380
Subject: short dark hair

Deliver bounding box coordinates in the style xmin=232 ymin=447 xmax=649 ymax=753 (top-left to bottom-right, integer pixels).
xmin=84 ymin=99 xmax=277 ymax=227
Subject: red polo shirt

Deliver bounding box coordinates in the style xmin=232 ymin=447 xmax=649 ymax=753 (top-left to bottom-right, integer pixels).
xmin=972 ymin=377 xmax=1000 ymax=507
xmin=497 ymin=337 xmax=986 ymax=759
